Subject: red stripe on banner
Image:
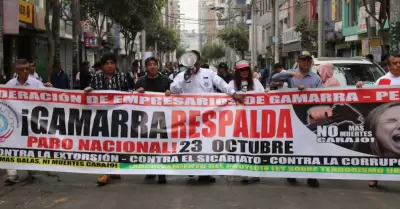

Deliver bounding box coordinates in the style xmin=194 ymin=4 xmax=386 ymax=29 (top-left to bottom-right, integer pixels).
xmin=0 ymin=87 xmax=399 ymax=106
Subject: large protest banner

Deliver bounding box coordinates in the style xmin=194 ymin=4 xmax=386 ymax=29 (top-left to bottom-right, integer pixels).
xmin=0 ymin=86 xmax=399 ymax=180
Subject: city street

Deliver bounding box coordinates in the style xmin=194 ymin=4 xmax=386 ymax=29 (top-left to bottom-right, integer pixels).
xmin=0 ymin=171 xmax=400 ymax=209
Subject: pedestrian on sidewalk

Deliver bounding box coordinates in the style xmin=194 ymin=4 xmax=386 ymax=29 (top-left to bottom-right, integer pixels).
xmin=51 ymin=64 xmax=70 ymax=89
xmin=270 ymin=51 xmax=322 ymax=188
xmin=135 ymin=56 xmax=171 ymax=184
xmin=4 ymin=59 xmax=52 ymax=186
xmin=83 ymin=53 xmax=129 ymax=186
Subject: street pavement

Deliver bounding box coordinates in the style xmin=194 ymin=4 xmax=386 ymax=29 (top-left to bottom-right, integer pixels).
xmin=0 ymin=171 xmax=400 ymax=209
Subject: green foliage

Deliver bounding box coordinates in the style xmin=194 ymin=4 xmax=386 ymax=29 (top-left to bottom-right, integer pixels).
xmin=176 ymin=46 xmax=186 ymax=60
xmin=147 ymin=23 xmax=180 ymax=53
xmin=217 ymin=27 xmax=249 ymax=58
xmin=294 ymin=16 xmax=318 ymax=52
xmin=201 ymin=43 xmax=225 ymax=62
xmin=81 ymin=0 xmax=162 ymax=40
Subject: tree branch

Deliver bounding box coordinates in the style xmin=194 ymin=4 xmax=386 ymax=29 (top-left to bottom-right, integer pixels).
xmin=362 ymin=0 xmax=381 ymax=24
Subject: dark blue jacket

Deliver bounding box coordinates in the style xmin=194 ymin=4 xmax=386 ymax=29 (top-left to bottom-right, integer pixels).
xmin=51 ymin=71 xmax=70 ymax=89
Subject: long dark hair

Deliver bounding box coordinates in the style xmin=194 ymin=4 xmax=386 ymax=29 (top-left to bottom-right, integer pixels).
xmin=234 ymin=67 xmax=254 ymax=91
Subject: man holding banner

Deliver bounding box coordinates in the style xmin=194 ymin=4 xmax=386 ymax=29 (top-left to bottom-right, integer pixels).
xmin=171 ymin=50 xmax=244 ymax=182
xmin=270 ymin=51 xmax=322 ymax=188
xmin=84 ymin=53 xmax=129 ymax=186
xmin=135 ymin=56 xmax=171 ymax=184
xmin=356 ymin=54 xmax=400 ymax=187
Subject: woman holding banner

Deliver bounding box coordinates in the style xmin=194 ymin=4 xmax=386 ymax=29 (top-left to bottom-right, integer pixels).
xmin=228 ymin=60 xmax=265 ymax=183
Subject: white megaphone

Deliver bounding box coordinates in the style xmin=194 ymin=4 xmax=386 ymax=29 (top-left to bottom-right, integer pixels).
xmin=179 ymin=51 xmax=198 ymax=68
xmin=179 ymin=51 xmax=199 ymax=80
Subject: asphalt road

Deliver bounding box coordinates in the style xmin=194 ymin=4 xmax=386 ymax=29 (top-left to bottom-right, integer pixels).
xmin=0 ymin=171 xmax=400 ymax=209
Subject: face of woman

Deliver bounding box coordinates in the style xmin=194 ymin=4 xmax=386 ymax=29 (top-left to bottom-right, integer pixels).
xmin=375 ymin=106 xmax=400 ymax=156
xmin=240 ymin=69 xmax=249 ymax=79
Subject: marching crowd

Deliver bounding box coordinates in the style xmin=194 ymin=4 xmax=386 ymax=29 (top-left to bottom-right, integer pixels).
xmin=4 ymin=49 xmax=400 ymax=189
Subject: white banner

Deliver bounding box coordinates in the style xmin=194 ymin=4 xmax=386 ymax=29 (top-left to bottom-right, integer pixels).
xmin=0 ymin=86 xmax=400 ymax=180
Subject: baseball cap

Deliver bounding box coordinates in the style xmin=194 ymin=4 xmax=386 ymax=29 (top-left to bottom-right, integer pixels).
xmin=298 ymin=51 xmax=312 ymax=60
xmin=217 ymin=62 xmax=228 ymax=69
xmin=235 ymin=60 xmax=250 ymax=70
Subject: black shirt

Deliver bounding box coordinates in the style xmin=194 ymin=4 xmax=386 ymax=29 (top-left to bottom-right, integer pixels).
xmin=135 ymin=74 xmax=171 ymax=93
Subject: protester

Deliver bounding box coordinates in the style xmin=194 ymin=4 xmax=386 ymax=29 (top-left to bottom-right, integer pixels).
xmin=270 ymin=51 xmax=322 ymax=188
xmin=127 ymin=60 xmax=143 ymax=90
xmin=316 ymin=63 xmax=340 ymax=87
xmin=268 ymin=63 xmax=286 ymax=90
xmin=170 ymin=50 xmax=245 ymax=183
xmin=228 ymin=60 xmax=264 ymax=92
xmin=356 ymin=54 xmax=400 ymax=187
xmin=366 ymin=54 xmax=374 ymax=63
xmin=169 ymin=64 xmax=186 ymax=80
xmin=13 ymin=62 xmax=41 ymax=81
xmin=51 ymin=64 xmax=71 ymax=89
xmin=253 ymin=66 xmax=261 ymax=80
xmin=228 ymin=60 xmax=264 ymax=182
xmin=217 ymin=62 xmax=233 ymax=84
xmin=4 ymin=59 xmax=51 ymax=186
xmin=163 ymin=61 xmax=174 ymax=77
xmin=259 ymin=64 xmax=269 ymax=88
xmin=84 ymin=53 xmax=129 ymax=186
xmin=135 ymin=57 xmax=171 ymax=184
xmin=76 ymin=61 xmax=91 ymax=90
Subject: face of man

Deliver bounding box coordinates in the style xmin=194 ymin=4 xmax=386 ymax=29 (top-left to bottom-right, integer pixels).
xmin=217 ymin=68 xmax=226 ymax=75
xmin=103 ymin=60 xmax=117 ymax=75
xmin=16 ymin=63 xmax=30 ymax=80
xmin=146 ymin=60 xmax=159 ymax=76
xmin=29 ymin=63 xmax=36 ymax=74
xmin=297 ymin=58 xmax=312 ymax=73
xmin=166 ymin=62 xmax=172 ymax=70
xmin=389 ymin=56 xmax=400 ymax=76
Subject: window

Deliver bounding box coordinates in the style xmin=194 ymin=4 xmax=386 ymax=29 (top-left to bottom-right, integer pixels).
xmin=348 ymin=0 xmax=359 ymax=27
xmin=336 ymin=0 xmax=342 ymax=21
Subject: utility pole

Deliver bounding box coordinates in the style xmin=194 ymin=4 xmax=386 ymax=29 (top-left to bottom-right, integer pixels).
xmin=72 ymin=0 xmax=81 ymax=83
xmin=389 ymin=1 xmax=400 ymax=55
xmin=0 ymin=0 xmax=4 ymax=83
xmin=273 ymin=1 xmax=279 ymax=64
xmin=141 ymin=30 xmax=146 ymax=70
xmin=317 ymin=0 xmax=325 ymax=57
xmin=366 ymin=0 xmax=376 ymax=40
xmin=251 ymin=0 xmax=257 ymax=67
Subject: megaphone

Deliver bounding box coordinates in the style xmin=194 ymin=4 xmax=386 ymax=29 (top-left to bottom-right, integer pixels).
xmin=179 ymin=51 xmax=198 ymax=68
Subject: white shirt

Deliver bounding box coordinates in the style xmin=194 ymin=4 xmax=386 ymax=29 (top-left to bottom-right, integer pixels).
xmin=171 ymin=68 xmax=235 ymax=95
xmin=375 ymin=72 xmax=400 ymax=85
xmin=6 ymin=77 xmax=45 ymax=88
xmin=228 ymin=78 xmax=265 ymax=92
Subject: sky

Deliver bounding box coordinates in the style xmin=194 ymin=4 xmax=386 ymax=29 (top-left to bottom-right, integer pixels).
xmin=180 ymin=0 xmax=199 ymax=32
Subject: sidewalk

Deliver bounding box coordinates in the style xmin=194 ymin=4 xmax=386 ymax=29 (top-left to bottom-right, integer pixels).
xmin=1 ymin=172 xmax=400 ymax=209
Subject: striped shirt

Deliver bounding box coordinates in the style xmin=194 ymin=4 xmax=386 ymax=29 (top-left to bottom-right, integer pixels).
xmin=90 ymin=70 xmax=129 ymax=91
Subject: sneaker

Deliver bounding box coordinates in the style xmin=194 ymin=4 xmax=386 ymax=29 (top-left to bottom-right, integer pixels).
xmin=251 ymin=177 xmax=261 ymax=182
xmin=145 ymin=175 xmax=156 ymax=180
xmin=241 ymin=176 xmax=249 ymax=183
xmin=286 ymin=178 xmax=297 ymax=184
xmin=307 ymin=178 xmax=319 ymax=188
xmin=110 ymin=174 xmax=121 ymax=180
xmin=157 ymin=175 xmax=167 ymax=184
xmin=198 ymin=176 xmax=216 ymax=183
xmin=96 ymin=175 xmax=110 ymax=186
xmin=4 ymin=175 xmax=19 ymax=186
